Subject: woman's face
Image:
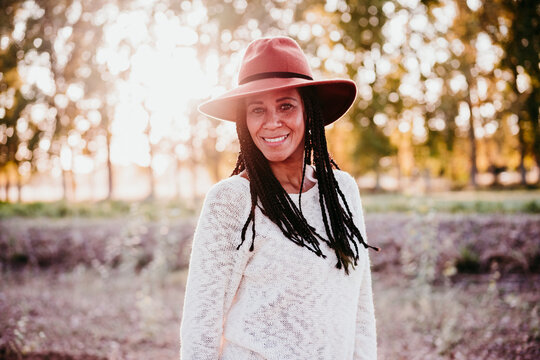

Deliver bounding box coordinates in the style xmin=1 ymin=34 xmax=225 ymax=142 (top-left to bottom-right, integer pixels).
xmin=244 ymin=88 xmax=305 ymax=164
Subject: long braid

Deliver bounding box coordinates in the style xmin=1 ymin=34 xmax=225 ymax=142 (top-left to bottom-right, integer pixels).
xmin=298 ymin=98 xmax=313 ymax=216
xmin=231 ymin=152 xmax=245 ymax=175
xmin=232 ymin=88 xmax=378 ymax=274
xmin=302 ymin=87 xmax=379 ymax=264
xmin=304 ymin=90 xmax=353 ymax=270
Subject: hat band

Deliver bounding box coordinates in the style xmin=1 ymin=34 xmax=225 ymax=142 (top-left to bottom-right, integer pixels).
xmin=239 ymin=71 xmax=313 ymax=85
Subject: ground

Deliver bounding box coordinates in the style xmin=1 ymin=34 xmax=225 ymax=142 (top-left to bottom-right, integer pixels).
xmin=1 ymin=212 xmax=540 ymax=359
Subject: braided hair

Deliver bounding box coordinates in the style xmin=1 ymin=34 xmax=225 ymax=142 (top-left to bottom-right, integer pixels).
xmin=231 ymin=86 xmax=378 ymax=274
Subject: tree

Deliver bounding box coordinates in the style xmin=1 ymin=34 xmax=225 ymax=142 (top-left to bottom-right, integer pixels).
xmin=480 ymin=0 xmax=540 ymax=185
xmin=304 ymin=0 xmax=397 ymax=181
xmin=0 ymin=1 xmax=45 ymax=202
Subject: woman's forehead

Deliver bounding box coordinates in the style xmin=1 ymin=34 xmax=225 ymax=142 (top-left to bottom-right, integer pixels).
xmin=244 ymin=88 xmax=301 ymax=103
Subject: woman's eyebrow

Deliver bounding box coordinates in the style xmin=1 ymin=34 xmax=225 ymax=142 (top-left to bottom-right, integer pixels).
xmin=276 ymin=96 xmax=298 ymax=103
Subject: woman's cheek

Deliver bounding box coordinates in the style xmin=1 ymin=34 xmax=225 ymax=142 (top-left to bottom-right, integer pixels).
xmin=246 ymin=116 xmax=259 ymax=138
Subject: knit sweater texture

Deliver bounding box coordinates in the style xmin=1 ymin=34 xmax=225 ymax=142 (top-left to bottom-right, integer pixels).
xmin=180 ymin=170 xmax=377 ymax=360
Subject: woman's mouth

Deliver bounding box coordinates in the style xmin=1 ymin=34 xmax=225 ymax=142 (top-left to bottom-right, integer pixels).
xmin=262 ymin=134 xmax=289 ymax=144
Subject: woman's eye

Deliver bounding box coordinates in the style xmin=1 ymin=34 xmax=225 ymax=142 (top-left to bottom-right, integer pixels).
xmin=279 ymin=103 xmax=294 ymax=111
xmin=250 ymin=107 xmax=265 ymax=115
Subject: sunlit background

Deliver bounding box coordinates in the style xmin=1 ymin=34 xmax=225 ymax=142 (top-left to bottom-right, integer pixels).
xmin=2 ymin=2 xmax=540 ymax=359
xmin=1 ymin=0 xmax=539 ymax=202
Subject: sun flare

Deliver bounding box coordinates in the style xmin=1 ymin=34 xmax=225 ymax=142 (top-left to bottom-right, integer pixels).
xmin=97 ymin=4 xmax=215 ymax=170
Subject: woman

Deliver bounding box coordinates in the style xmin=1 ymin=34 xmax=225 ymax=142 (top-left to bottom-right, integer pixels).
xmin=180 ymin=36 xmax=378 ymax=360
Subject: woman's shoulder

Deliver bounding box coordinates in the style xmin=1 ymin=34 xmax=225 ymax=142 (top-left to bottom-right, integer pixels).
xmin=204 ymin=175 xmax=251 ymax=206
xmin=332 ymin=169 xmax=358 ymax=193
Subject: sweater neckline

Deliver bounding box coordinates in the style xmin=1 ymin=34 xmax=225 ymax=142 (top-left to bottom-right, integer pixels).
xmin=232 ymin=168 xmax=319 ymax=197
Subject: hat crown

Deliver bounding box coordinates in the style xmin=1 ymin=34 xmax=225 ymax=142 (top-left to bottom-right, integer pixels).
xmin=238 ymin=37 xmax=314 ymax=85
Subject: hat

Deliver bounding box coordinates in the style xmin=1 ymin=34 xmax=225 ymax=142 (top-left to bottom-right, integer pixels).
xmin=198 ymin=37 xmax=357 ymax=126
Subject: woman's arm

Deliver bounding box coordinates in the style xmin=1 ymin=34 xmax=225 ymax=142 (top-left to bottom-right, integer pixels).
xmin=353 ymin=251 xmax=377 ymax=360
xmin=338 ymin=171 xmax=377 ymax=359
xmin=180 ymin=180 xmax=251 ymax=360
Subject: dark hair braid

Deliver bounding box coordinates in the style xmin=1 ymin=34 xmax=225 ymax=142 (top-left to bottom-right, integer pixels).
xmin=231 ymin=86 xmax=378 ymax=274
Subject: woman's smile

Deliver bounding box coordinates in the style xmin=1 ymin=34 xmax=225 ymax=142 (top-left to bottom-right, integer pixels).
xmin=262 ymin=134 xmax=288 ymax=144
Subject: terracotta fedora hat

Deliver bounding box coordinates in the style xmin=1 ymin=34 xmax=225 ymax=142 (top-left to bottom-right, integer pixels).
xmin=198 ymin=36 xmax=357 ymax=126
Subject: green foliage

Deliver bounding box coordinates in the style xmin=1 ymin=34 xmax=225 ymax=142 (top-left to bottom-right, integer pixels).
xmin=0 ymin=199 xmax=198 ymax=219
xmin=353 ymin=120 xmax=396 ymax=176
xmin=0 ymin=201 xmax=66 ymax=217
xmin=361 ymin=190 xmax=540 ymax=214
xmin=523 ymin=200 xmax=540 ymax=213
xmin=1 ymin=190 xmax=538 ymax=219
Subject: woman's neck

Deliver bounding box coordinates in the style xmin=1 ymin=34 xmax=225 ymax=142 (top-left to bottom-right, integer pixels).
xmin=239 ymin=161 xmax=316 ymax=194
xmin=239 ymin=151 xmax=317 ymax=194
xmin=269 ymin=160 xmax=316 ymax=194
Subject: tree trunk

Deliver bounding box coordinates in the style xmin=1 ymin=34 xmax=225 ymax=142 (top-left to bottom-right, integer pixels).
xmin=17 ymin=175 xmax=22 ymax=203
xmin=61 ymin=169 xmax=68 ymax=201
xmin=188 ymin=136 xmax=198 ymax=202
xmin=142 ymin=105 xmax=155 ymax=201
xmin=517 ymin=115 xmax=528 ymax=186
xmin=423 ymin=168 xmax=431 ymax=193
xmin=508 ymin=68 xmax=532 ymax=186
xmin=70 ymin=152 xmax=77 ymax=201
xmin=454 ymin=2 xmax=477 ymax=189
xmin=174 ymin=158 xmax=181 ymax=200
xmin=527 ymin=90 xmax=540 ymax=184
xmin=468 ymin=121 xmax=478 ymax=188
xmin=396 ymin=162 xmax=402 ymax=192
xmin=5 ymin=176 xmax=11 ymax=203
xmin=374 ymin=166 xmax=381 ymax=191
xmin=463 ymin=77 xmax=478 ymax=189
xmin=1 ymin=171 xmax=6 ymax=202
xmin=147 ymin=144 xmax=156 ymax=201
xmin=106 ymin=130 xmax=114 ymax=200
xmin=191 ymin=161 xmax=198 ymax=201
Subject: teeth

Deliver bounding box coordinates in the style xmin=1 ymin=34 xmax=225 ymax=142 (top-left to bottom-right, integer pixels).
xmin=264 ymin=135 xmax=287 ymax=143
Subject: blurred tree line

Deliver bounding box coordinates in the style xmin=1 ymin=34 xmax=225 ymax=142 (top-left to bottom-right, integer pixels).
xmin=0 ymin=0 xmax=538 ymax=202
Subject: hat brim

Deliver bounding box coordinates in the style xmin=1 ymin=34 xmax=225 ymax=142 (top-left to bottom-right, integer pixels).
xmin=198 ymin=78 xmax=357 ymax=126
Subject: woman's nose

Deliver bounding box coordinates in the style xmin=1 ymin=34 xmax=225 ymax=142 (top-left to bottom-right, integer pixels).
xmin=263 ymin=110 xmax=282 ymax=129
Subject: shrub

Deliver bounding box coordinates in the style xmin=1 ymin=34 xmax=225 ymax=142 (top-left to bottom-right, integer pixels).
xmin=523 ymin=200 xmax=540 ymax=214
xmin=455 ymin=247 xmax=481 ymax=274
xmin=529 ymin=251 xmax=540 ymax=273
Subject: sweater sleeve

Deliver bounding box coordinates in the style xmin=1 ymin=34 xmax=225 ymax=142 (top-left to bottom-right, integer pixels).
xmin=180 ymin=180 xmax=252 ymax=360
xmin=340 ymin=172 xmax=378 ymax=360
xmin=353 ymin=251 xmax=377 ymax=360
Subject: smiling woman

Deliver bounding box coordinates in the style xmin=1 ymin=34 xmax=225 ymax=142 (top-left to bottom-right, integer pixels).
xmin=180 ymin=37 xmax=379 ymax=360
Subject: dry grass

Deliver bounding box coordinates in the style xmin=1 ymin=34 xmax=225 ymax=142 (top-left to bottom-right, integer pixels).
xmin=1 ymin=213 xmax=540 ymax=359
xmin=2 ymin=269 xmax=539 ymax=359
xmin=375 ymin=274 xmax=540 ymax=359
xmin=1 ymin=268 xmax=188 ymax=359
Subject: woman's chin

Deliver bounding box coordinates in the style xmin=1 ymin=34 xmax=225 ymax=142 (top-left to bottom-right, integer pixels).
xmin=261 ymin=146 xmax=305 ymax=165
xmin=264 ymin=154 xmax=290 ymax=163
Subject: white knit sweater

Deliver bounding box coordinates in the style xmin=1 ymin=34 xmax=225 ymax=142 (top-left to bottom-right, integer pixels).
xmin=180 ymin=170 xmax=377 ymax=360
